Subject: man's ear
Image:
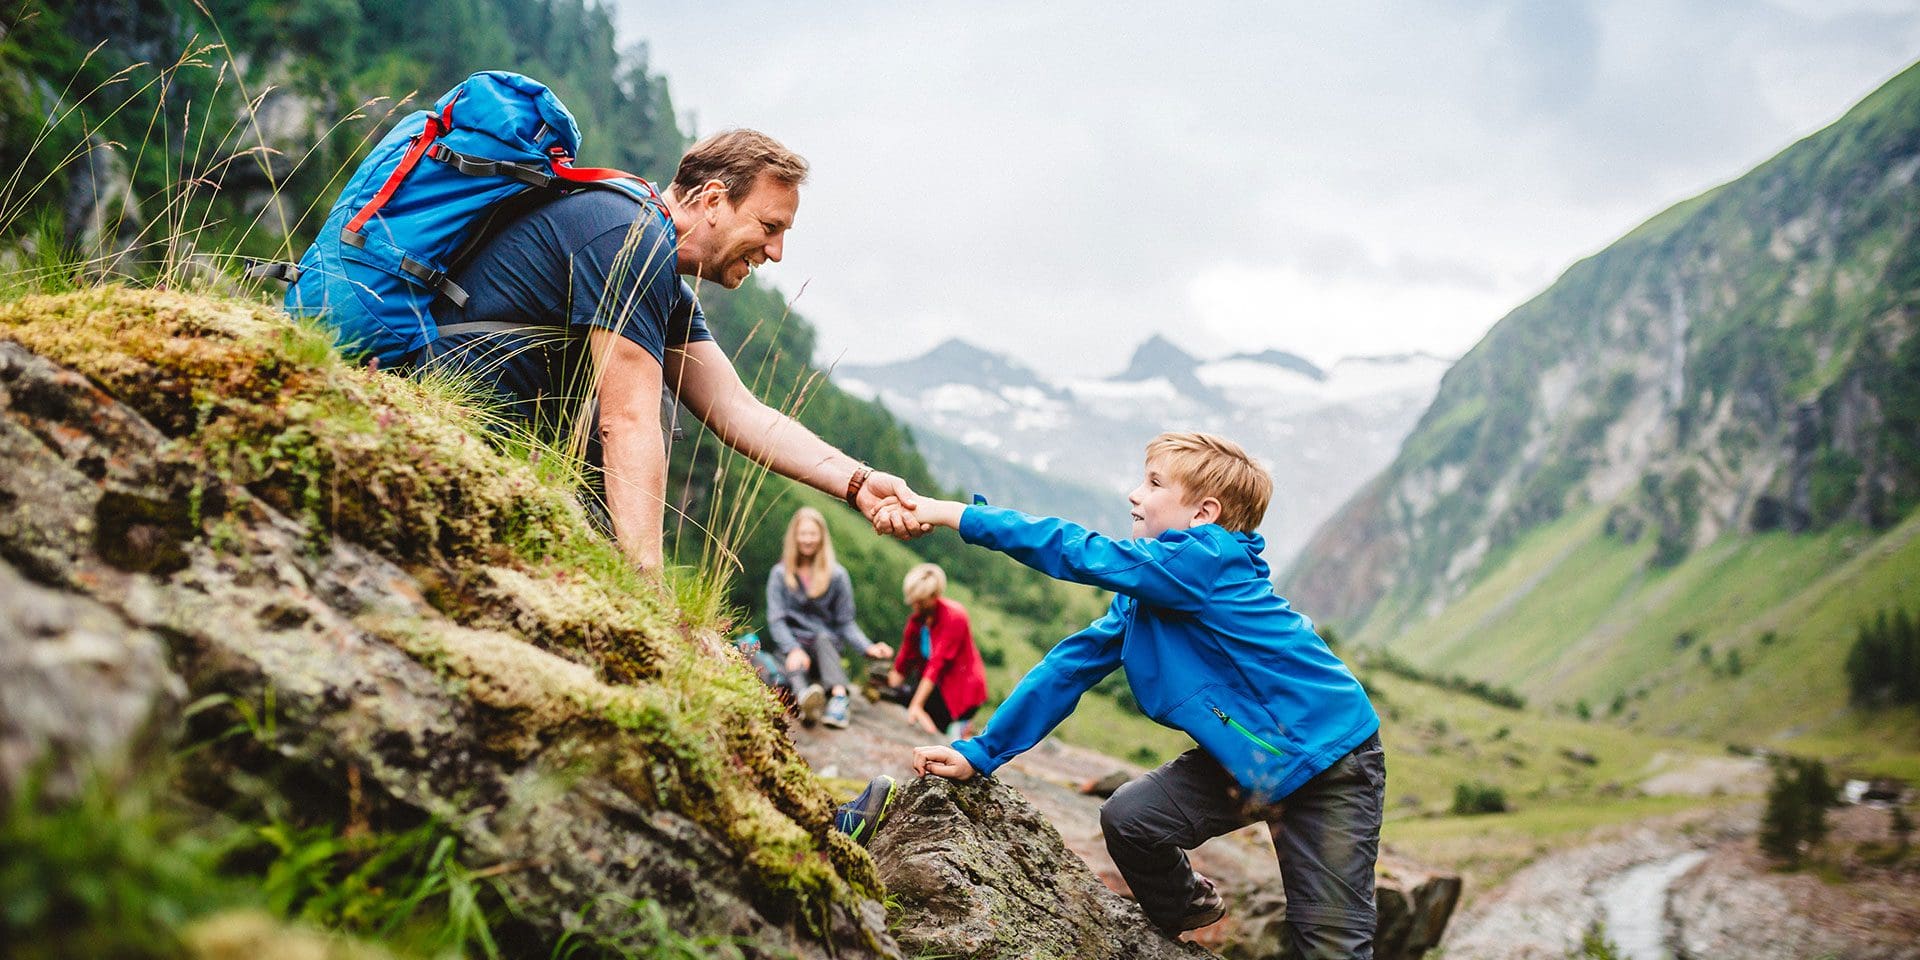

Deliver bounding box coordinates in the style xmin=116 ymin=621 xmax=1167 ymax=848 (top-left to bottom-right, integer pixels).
xmin=700 ymin=179 xmax=729 ymax=219
xmin=1193 ymin=497 xmax=1222 ymax=526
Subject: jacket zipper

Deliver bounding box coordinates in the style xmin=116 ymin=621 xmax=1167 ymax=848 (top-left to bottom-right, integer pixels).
xmin=1210 ymin=705 xmax=1286 ymax=759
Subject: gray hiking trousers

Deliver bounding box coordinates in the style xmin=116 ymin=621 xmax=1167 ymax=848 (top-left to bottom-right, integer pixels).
xmin=1101 ymin=733 xmax=1385 ymax=958
xmin=783 ymin=632 xmax=853 ymax=692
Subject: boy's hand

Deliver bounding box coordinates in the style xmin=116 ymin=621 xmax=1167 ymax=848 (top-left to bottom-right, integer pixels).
xmin=896 ymin=496 xmax=965 ymax=531
xmin=912 ymin=745 xmax=976 ymax=780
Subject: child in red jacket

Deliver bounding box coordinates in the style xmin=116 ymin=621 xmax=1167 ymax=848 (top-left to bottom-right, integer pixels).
xmin=883 ymin=563 xmax=989 ymax=738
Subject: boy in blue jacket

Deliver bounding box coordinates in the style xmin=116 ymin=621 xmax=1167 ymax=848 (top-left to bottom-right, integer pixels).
xmin=901 ymin=432 xmax=1384 ymax=957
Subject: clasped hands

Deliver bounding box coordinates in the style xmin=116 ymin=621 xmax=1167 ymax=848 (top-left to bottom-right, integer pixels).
xmin=853 ymin=471 xmax=965 ymax=539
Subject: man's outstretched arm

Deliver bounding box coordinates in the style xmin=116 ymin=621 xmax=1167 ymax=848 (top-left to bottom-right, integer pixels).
xmin=664 ymin=339 xmax=927 ymax=535
xmin=590 ymin=329 xmax=668 ymax=569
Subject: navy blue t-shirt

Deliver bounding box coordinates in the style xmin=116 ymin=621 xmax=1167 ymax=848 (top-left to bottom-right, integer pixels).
xmin=421 ymin=189 xmax=713 ymax=438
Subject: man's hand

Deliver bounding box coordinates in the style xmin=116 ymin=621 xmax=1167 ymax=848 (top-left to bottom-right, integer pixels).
xmin=904 ymin=705 xmax=941 ymax=736
xmin=860 ymin=472 xmax=932 ymax=539
xmin=865 ymin=642 xmax=894 ymax=659
xmin=912 ymin=745 xmax=976 ymax=780
xmin=784 ymin=649 xmax=811 ymax=674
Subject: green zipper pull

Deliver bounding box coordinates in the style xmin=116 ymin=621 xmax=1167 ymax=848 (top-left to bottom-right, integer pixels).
xmin=1210 ymin=704 xmax=1286 ymax=758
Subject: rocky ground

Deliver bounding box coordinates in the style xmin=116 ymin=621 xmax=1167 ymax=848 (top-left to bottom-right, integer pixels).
xmin=789 ymin=682 xmax=1459 ymax=959
xmin=1669 ymin=802 xmax=1920 ymax=960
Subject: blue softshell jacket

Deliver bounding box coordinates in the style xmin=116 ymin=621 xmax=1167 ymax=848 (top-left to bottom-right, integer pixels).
xmin=950 ymin=506 xmax=1379 ymax=804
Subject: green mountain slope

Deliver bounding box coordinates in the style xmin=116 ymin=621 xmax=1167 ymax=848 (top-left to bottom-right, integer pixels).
xmin=1284 ymin=61 xmax=1920 ymax=756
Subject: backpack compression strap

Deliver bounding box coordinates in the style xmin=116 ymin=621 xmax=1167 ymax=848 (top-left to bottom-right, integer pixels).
xmin=344 ymin=96 xmax=461 ymax=238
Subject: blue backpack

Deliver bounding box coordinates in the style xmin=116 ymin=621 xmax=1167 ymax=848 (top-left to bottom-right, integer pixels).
xmin=260 ymin=71 xmax=668 ymax=367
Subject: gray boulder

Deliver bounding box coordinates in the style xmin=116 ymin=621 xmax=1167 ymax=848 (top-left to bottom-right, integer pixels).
xmin=873 ymin=774 xmax=1213 ymax=960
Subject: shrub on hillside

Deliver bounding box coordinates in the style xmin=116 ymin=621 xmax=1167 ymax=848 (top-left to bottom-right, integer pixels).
xmin=1759 ymin=756 xmax=1835 ymax=865
xmin=1451 ymin=781 xmax=1508 ymax=816
xmin=1845 ymin=606 xmax=1920 ymax=707
xmin=1365 ymin=650 xmax=1527 ymax=710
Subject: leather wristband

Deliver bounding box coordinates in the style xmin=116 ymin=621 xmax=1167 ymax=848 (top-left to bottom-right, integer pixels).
xmin=844 ymin=464 xmax=874 ymax=508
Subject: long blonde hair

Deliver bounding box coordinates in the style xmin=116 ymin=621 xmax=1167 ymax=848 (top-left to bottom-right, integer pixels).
xmin=780 ymin=506 xmax=835 ymax=598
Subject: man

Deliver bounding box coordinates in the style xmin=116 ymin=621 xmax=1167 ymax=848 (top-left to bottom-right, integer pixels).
xmin=418 ymin=129 xmax=918 ymax=567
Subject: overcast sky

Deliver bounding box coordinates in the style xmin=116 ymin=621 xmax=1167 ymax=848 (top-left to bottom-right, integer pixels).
xmin=616 ymin=1 xmax=1920 ymax=377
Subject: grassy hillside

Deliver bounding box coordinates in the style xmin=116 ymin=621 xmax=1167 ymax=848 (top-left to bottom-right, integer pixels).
xmin=1289 ymin=59 xmax=1920 ymax=629
xmin=1368 ymin=669 xmax=1744 ymax=890
xmin=1351 ymin=500 xmax=1920 ymax=776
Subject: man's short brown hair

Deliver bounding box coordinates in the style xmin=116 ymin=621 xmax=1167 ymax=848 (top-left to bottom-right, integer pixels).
xmin=1145 ymin=432 xmax=1272 ymax=533
xmin=670 ymin=129 xmax=809 ymax=203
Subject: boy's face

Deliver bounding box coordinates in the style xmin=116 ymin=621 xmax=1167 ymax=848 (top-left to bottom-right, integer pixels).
xmin=1128 ymin=457 xmax=1214 ymax=539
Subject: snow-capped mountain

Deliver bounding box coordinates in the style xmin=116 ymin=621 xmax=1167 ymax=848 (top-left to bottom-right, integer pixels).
xmin=836 ymin=338 xmax=1450 ymax=567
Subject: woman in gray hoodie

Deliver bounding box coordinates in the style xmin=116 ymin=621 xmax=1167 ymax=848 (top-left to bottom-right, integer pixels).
xmin=766 ymin=506 xmax=892 ymax=728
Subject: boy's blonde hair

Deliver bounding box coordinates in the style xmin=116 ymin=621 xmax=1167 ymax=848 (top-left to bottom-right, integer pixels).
xmin=902 ymin=563 xmax=947 ymax=605
xmin=1145 ymin=432 xmax=1272 ymax=533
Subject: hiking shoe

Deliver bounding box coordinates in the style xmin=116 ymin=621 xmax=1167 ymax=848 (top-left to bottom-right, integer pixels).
xmin=944 ymin=719 xmax=971 ymax=740
xmin=822 ymin=691 xmax=851 ymax=729
xmin=833 ymin=775 xmax=899 ymax=846
xmin=1159 ymin=873 xmax=1225 ymax=934
xmin=798 ymin=684 xmax=826 ymax=727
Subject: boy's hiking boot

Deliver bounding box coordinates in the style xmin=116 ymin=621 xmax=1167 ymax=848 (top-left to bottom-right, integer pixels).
xmin=822 ymin=691 xmax=851 ymax=728
xmin=1159 ymin=873 xmax=1225 ymax=934
xmin=833 ymin=774 xmax=899 ymax=846
xmin=798 ymin=684 xmax=826 ymax=727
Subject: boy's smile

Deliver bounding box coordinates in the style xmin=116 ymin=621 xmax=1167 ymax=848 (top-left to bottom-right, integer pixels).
xmin=1128 ymin=458 xmax=1211 ymax=539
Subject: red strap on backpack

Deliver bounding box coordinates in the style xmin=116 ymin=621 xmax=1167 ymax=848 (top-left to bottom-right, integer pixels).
xmin=546 ymin=146 xmax=644 ymax=185
xmin=345 ymin=97 xmax=460 ymax=236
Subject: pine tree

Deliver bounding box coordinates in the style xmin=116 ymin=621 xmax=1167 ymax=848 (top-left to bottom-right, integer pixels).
xmin=1795 ymin=758 xmax=1833 ymax=848
xmin=1759 ymin=760 xmax=1806 ymax=863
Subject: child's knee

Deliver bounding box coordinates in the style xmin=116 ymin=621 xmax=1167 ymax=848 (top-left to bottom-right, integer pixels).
xmin=1098 ymin=780 xmax=1157 ymax=843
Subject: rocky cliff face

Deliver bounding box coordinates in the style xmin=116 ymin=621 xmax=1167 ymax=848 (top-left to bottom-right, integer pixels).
xmin=1287 ymin=61 xmax=1920 ymax=631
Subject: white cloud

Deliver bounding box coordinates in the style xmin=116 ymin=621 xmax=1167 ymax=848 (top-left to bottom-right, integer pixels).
xmin=616 ymin=1 xmax=1920 ymax=376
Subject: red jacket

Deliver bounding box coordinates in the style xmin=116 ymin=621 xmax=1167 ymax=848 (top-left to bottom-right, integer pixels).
xmin=894 ymin=597 xmax=988 ymax=717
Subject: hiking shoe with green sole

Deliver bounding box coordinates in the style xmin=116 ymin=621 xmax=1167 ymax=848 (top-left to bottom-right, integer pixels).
xmin=833 ymin=775 xmax=899 ymax=847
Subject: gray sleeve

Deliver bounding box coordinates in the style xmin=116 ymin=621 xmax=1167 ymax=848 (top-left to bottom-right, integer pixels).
xmin=827 ymin=567 xmax=872 ymax=654
xmin=764 ymin=566 xmax=799 ymax=656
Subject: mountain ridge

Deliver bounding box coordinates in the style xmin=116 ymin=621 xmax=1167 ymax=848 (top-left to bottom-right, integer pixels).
xmin=842 ymin=335 xmax=1449 ymax=565
xmin=1280 ymin=58 xmax=1920 ymax=745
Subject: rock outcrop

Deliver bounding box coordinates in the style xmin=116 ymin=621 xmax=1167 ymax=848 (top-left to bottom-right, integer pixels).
xmin=873 ymin=775 xmax=1212 ymax=960
xmin=1 ymin=292 xmax=894 ymax=958
xmin=1217 ymin=872 xmax=1460 ymax=960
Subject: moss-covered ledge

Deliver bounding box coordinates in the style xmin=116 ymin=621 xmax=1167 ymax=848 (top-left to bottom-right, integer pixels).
xmin=0 ymin=287 xmax=886 ymax=950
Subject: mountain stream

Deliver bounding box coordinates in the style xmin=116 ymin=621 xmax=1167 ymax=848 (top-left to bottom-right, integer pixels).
xmin=1597 ymin=850 xmax=1707 ymax=960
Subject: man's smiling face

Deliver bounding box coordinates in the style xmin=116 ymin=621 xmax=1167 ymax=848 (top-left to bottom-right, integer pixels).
xmin=694 ymin=172 xmax=798 ymax=289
